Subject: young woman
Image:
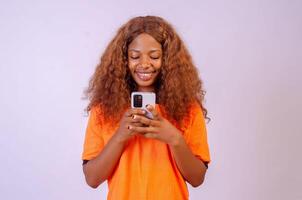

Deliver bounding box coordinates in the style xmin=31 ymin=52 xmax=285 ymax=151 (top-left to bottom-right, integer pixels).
xmin=82 ymin=16 xmax=211 ymax=200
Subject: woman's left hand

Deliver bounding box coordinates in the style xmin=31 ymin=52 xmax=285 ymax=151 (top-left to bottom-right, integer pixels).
xmin=128 ymin=105 xmax=182 ymax=145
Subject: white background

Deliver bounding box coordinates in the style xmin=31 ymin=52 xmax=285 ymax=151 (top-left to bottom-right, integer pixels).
xmin=0 ymin=0 xmax=301 ymax=199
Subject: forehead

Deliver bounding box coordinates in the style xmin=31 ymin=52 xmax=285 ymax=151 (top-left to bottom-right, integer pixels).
xmin=128 ymin=33 xmax=162 ymax=52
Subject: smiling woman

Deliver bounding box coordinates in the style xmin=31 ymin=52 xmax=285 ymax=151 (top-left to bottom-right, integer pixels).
xmin=82 ymin=16 xmax=211 ymax=200
xmin=127 ymin=33 xmax=162 ymax=92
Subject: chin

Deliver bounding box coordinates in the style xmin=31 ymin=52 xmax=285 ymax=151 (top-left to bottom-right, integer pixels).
xmin=135 ymin=80 xmax=155 ymax=87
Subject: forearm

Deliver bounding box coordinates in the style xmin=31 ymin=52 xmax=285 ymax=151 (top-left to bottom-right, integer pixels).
xmin=169 ymin=134 xmax=207 ymax=187
xmin=83 ymin=134 xmax=126 ymax=188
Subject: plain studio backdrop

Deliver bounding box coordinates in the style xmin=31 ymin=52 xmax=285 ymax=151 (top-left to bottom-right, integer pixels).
xmin=0 ymin=0 xmax=301 ymax=199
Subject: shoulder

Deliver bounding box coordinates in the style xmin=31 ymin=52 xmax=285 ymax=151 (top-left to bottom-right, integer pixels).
xmin=180 ymin=101 xmax=205 ymax=130
xmin=88 ymin=105 xmax=104 ymax=126
xmin=188 ymin=101 xmax=204 ymax=118
xmin=89 ymin=105 xmax=102 ymax=116
xmin=89 ymin=105 xmax=123 ymax=130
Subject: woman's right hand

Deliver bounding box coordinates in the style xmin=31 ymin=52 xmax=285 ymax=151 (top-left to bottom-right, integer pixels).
xmin=114 ymin=108 xmax=146 ymax=143
xmin=83 ymin=108 xmax=147 ymax=188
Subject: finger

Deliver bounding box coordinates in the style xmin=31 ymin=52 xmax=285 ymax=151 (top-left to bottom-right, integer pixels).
xmin=130 ymin=122 xmax=144 ymax=127
xmin=144 ymin=133 xmax=158 ymax=139
xmin=125 ymin=121 xmax=145 ymax=137
xmin=131 ymin=115 xmax=160 ymax=127
xmin=127 ymin=124 xmax=144 ymax=136
xmin=126 ymin=125 xmax=136 ymax=136
xmin=128 ymin=125 xmax=157 ymax=134
xmin=125 ymin=108 xmax=146 ymax=117
xmin=146 ymin=105 xmax=160 ymax=120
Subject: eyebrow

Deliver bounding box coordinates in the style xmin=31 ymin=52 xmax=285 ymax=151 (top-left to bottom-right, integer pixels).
xmin=128 ymin=49 xmax=161 ymax=53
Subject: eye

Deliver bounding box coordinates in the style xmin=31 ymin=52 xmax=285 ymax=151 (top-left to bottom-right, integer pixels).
xmin=150 ymin=56 xmax=160 ymax=60
xmin=130 ymin=56 xmax=139 ymax=60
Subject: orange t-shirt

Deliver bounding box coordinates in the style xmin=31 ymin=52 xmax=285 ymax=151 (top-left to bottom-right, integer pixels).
xmin=82 ymin=103 xmax=211 ymax=200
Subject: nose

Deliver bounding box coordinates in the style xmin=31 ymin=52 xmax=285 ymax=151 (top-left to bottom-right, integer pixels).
xmin=139 ymin=56 xmax=151 ymax=68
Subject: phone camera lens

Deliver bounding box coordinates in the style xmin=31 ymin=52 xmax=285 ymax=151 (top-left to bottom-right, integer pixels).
xmin=134 ymin=95 xmax=143 ymax=107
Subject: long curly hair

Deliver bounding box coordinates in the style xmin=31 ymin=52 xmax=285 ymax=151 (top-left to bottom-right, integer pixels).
xmin=84 ymin=16 xmax=209 ymax=127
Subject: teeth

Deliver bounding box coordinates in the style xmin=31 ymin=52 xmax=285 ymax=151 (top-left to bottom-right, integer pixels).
xmin=137 ymin=72 xmax=152 ymax=80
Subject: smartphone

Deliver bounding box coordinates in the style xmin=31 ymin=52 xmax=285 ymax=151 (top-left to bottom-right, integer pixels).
xmin=131 ymin=92 xmax=156 ymax=119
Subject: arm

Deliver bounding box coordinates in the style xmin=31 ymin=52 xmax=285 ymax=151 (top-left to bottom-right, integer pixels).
xmin=130 ymin=122 xmax=207 ymax=187
xmin=83 ymin=108 xmax=145 ymax=188
xmin=83 ymin=133 xmax=127 ymax=188
xmin=130 ymin=105 xmax=209 ymax=187
xmin=169 ymin=133 xmax=207 ymax=187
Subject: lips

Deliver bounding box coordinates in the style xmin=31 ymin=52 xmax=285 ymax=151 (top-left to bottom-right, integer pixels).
xmin=135 ymin=71 xmax=155 ymax=81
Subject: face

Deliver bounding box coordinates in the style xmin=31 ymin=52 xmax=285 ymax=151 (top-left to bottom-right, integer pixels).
xmin=127 ymin=33 xmax=162 ymax=92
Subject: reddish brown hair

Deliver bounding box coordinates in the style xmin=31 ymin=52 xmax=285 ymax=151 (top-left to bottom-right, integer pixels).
xmin=85 ymin=16 xmax=209 ymax=126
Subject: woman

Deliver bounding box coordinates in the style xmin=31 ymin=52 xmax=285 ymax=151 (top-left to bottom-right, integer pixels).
xmin=82 ymin=15 xmax=211 ymax=200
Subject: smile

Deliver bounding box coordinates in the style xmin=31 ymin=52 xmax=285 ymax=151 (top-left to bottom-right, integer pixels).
xmin=135 ymin=71 xmax=156 ymax=81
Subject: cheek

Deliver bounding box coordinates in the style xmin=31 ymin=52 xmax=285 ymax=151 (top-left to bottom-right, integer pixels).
xmin=127 ymin=60 xmax=136 ymax=70
xmin=153 ymin=60 xmax=162 ymax=69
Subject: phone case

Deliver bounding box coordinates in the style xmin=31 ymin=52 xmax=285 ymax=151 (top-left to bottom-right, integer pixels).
xmin=131 ymin=92 xmax=156 ymax=119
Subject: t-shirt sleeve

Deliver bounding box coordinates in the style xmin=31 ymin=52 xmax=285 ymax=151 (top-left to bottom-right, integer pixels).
xmin=184 ymin=104 xmax=211 ymax=165
xmin=82 ymin=107 xmax=104 ymax=161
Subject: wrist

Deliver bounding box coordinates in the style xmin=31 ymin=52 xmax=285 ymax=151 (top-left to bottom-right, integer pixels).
xmin=112 ymin=133 xmax=128 ymax=146
xmin=169 ymin=131 xmax=184 ymax=147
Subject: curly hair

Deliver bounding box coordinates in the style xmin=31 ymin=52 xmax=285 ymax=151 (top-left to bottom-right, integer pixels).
xmin=84 ymin=16 xmax=209 ymax=127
